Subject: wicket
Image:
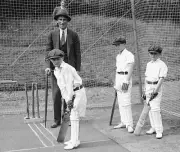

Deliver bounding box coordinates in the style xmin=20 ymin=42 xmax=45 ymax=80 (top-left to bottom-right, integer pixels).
xmin=24 ymin=82 xmax=43 ymax=123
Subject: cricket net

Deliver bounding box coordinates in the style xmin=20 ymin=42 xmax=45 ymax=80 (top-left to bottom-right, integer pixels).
xmin=0 ymin=0 xmax=179 ymax=118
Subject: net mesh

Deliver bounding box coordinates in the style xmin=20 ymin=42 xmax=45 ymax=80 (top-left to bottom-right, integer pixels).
xmin=0 ymin=0 xmax=179 ymax=117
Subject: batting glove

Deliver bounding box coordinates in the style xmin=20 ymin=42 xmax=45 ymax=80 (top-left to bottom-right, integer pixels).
xmin=121 ymin=82 xmax=129 ymax=91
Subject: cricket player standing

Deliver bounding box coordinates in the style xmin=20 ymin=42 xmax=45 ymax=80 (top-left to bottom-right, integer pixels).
xmin=112 ymin=37 xmax=135 ymax=133
xmin=144 ymin=45 xmax=168 ymax=139
xmin=47 ymin=49 xmax=87 ymax=149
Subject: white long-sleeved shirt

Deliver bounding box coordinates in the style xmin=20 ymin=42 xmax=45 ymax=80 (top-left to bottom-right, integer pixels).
xmin=54 ymin=61 xmax=82 ymax=103
xmin=145 ymin=58 xmax=168 ymax=82
xmin=116 ymin=49 xmax=134 ymax=73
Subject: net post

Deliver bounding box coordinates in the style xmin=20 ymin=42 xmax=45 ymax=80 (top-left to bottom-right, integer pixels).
xmin=131 ymin=0 xmax=143 ymax=104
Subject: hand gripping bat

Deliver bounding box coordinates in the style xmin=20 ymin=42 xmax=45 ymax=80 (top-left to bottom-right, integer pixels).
xmin=57 ymin=95 xmax=75 ymax=143
xmin=134 ymin=92 xmax=158 ymax=136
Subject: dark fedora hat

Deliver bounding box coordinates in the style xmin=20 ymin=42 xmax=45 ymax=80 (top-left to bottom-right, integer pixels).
xmin=47 ymin=49 xmax=64 ymax=60
xmin=53 ymin=7 xmax=71 ymax=21
xmin=112 ymin=36 xmax=126 ymax=45
xmin=148 ymin=45 xmax=162 ymax=54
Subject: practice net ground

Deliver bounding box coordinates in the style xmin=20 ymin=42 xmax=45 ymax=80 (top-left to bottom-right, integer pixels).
xmin=0 ymin=0 xmax=179 ymax=118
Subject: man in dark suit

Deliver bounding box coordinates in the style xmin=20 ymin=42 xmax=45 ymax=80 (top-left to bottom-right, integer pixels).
xmin=45 ymin=7 xmax=81 ymax=128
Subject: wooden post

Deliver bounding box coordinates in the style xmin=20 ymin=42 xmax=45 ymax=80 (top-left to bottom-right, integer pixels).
xmin=131 ymin=0 xmax=143 ymax=103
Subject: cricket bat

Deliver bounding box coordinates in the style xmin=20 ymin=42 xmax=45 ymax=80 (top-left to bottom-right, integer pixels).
xmin=134 ymin=103 xmax=150 ymax=135
xmin=134 ymin=93 xmax=158 ymax=135
xmin=44 ymin=74 xmax=48 ymax=128
xmin=57 ymin=108 xmax=71 ymax=143
xmin=57 ymin=95 xmax=75 ymax=143
xmin=109 ymin=91 xmax=117 ymax=126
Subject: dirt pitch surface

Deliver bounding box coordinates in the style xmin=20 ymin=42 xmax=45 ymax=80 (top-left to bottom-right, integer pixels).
xmin=1 ymin=104 xmax=180 ymax=152
xmin=0 ymin=110 xmax=130 ymax=152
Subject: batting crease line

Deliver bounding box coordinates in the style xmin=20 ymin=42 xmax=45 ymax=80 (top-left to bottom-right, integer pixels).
xmin=40 ymin=123 xmax=57 ymax=139
xmin=40 ymin=123 xmax=111 ymax=144
xmin=3 ymin=145 xmax=59 ymax=152
xmin=34 ymin=123 xmax=55 ymax=146
xmin=4 ymin=138 xmax=111 ymax=152
xmin=28 ymin=124 xmax=47 ymax=147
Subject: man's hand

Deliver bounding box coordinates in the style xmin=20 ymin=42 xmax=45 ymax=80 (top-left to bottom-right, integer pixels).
xmin=67 ymin=100 xmax=73 ymax=110
xmin=45 ymin=68 xmax=51 ymax=76
xmin=149 ymin=92 xmax=158 ymax=101
xmin=142 ymin=92 xmax=146 ymax=100
xmin=121 ymin=83 xmax=129 ymax=91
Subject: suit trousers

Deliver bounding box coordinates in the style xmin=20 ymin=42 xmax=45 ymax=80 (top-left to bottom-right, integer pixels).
xmin=51 ymin=73 xmax=67 ymax=123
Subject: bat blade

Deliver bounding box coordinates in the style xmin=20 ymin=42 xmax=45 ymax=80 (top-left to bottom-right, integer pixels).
xmin=109 ymin=91 xmax=117 ymax=126
xmin=57 ymin=112 xmax=70 ymax=143
xmin=134 ymin=103 xmax=150 ymax=136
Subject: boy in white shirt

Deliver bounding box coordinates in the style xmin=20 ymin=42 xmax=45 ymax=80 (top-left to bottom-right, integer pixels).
xmin=144 ymin=45 xmax=168 ymax=139
xmin=47 ymin=49 xmax=87 ymax=149
xmin=112 ymin=37 xmax=135 ymax=133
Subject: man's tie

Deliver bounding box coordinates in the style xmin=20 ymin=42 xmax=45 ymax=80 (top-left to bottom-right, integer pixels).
xmin=61 ymin=30 xmax=65 ymax=45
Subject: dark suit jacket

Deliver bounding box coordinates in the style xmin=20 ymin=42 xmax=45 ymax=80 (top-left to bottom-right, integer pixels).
xmin=46 ymin=28 xmax=81 ymax=71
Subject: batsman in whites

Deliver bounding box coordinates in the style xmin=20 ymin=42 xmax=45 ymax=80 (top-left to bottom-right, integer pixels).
xmin=112 ymin=37 xmax=135 ymax=133
xmin=47 ymin=49 xmax=87 ymax=150
xmin=143 ymin=45 xmax=168 ymax=139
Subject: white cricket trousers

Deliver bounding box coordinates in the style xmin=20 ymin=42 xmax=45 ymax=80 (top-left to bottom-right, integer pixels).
xmin=118 ymin=104 xmax=133 ymax=127
xmin=70 ymin=110 xmax=80 ymax=146
xmin=146 ymin=83 xmax=163 ymax=133
xmin=69 ymin=87 xmax=87 ymax=146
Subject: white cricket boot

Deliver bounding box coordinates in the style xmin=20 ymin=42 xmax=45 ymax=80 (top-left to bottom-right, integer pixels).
xmin=156 ymin=132 xmax=163 ymax=139
xmin=64 ymin=140 xmax=72 ymax=145
xmin=113 ymin=122 xmax=126 ymax=129
xmin=127 ymin=126 xmax=134 ymax=133
xmin=146 ymin=128 xmax=156 ymax=135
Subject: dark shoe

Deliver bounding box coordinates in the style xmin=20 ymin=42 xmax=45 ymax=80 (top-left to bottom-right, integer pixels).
xmin=51 ymin=122 xmax=60 ymax=128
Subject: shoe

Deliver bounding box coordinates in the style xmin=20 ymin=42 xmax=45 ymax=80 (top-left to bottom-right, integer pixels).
xmin=51 ymin=122 xmax=60 ymax=128
xmin=64 ymin=141 xmax=80 ymax=150
xmin=113 ymin=123 xmax=126 ymax=129
xmin=146 ymin=128 xmax=156 ymax=135
xmin=64 ymin=142 xmax=74 ymax=150
xmin=75 ymin=140 xmax=80 ymax=147
xmin=156 ymin=133 xmax=162 ymax=139
xmin=127 ymin=126 xmax=134 ymax=133
xmin=64 ymin=140 xmax=80 ymax=147
xmin=64 ymin=140 xmax=71 ymax=145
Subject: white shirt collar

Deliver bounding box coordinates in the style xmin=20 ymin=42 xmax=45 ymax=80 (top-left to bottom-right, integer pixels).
xmin=60 ymin=61 xmax=65 ymax=68
xmin=55 ymin=61 xmax=65 ymax=71
xmin=150 ymin=58 xmax=160 ymax=63
xmin=59 ymin=28 xmax=67 ymax=40
xmin=119 ymin=48 xmax=126 ymax=55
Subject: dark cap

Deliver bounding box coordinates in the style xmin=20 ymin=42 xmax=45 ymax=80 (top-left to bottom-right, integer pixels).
xmin=47 ymin=49 xmax=64 ymax=60
xmin=112 ymin=37 xmax=126 ymax=45
xmin=53 ymin=7 xmax=71 ymax=21
xmin=148 ymin=45 xmax=162 ymax=54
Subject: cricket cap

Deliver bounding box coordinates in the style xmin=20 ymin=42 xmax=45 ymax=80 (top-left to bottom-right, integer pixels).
xmin=47 ymin=49 xmax=64 ymax=60
xmin=112 ymin=36 xmax=126 ymax=45
xmin=148 ymin=45 xmax=162 ymax=54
